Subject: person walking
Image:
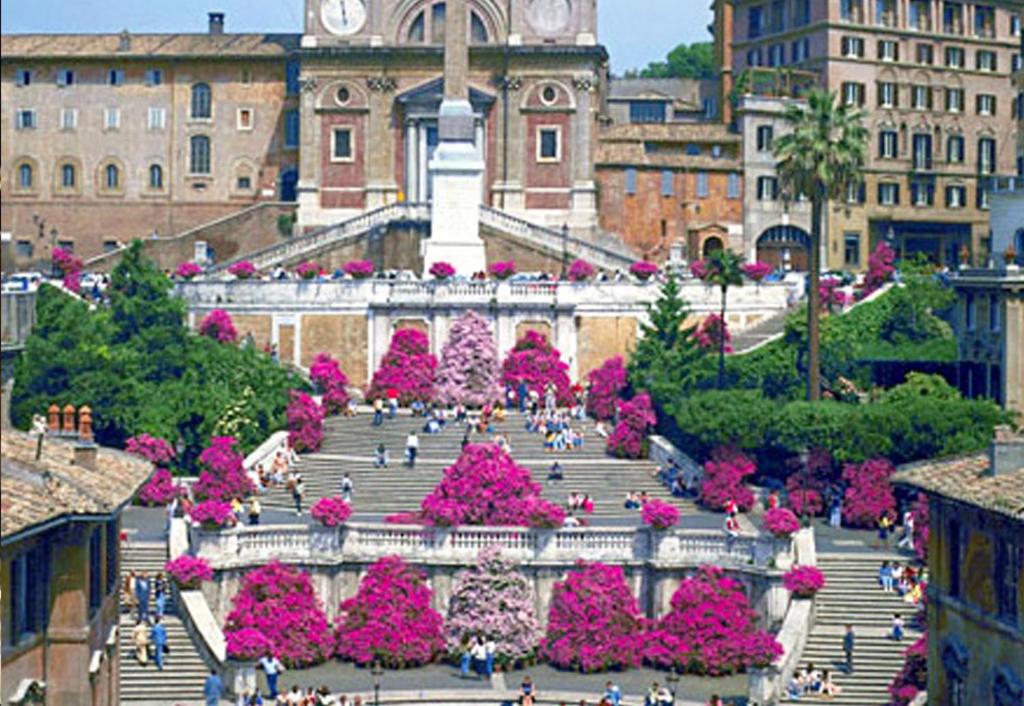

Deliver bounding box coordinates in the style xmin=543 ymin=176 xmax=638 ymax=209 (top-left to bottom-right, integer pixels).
xmin=373 ymin=444 xmax=389 ymax=469
xmin=898 ymin=509 xmax=915 ymax=550
xmin=204 ymin=669 xmax=225 ymax=706
xmin=602 ymin=681 xmax=622 ymax=706
xmin=150 ymin=617 xmax=168 ymax=671
xmin=248 ymin=496 xmax=262 ymax=526
xmin=459 ymin=637 xmax=472 ymax=679
xmin=891 ymin=613 xmax=905 ymax=641
xmin=843 ymin=624 xmax=855 ymax=674
xmin=135 ymin=571 xmax=151 ymax=622
xmin=517 ymin=381 xmax=528 ymax=414
xmin=132 ymin=620 xmax=150 ymax=665
xmin=153 ymin=573 xmax=167 ymax=618
xmin=372 ymin=398 xmax=384 ymax=426
xmin=259 ymin=652 xmax=284 ymax=698
xmin=829 ymin=494 xmax=842 ymax=528
xmin=406 ymin=431 xmax=419 ymax=468
xmin=484 ymin=637 xmax=496 ymax=678
xmin=340 ymin=473 xmax=354 ymax=503
xmin=292 ymin=474 xmax=305 ymax=516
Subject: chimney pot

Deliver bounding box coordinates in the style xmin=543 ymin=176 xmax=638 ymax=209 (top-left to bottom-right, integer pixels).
xmin=48 ymin=404 xmax=61 ymax=432
xmin=62 ymin=404 xmax=76 ymax=434
xmin=78 ymin=405 xmax=94 ymax=442
xmin=988 ymin=426 xmax=1024 ymax=477
xmin=208 ymin=12 xmax=225 ymax=35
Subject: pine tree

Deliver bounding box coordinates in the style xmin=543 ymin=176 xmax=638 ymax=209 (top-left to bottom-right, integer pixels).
xmin=435 ymin=312 xmax=501 ymax=407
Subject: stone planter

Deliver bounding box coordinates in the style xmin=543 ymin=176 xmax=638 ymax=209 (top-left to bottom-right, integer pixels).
xmin=226 ymin=659 xmax=258 ymax=697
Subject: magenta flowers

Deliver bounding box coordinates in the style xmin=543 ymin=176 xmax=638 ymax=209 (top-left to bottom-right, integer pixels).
xmin=783 ymin=565 xmax=826 ymax=598
xmin=841 ymin=457 xmax=897 ymax=528
xmin=137 ymin=469 xmax=184 ymax=506
xmin=642 ymin=499 xmax=680 ymax=530
xmin=540 ymin=561 xmax=646 ymax=672
xmin=606 ymin=393 xmax=656 ymax=459
xmin=693 ymin=314 xmax=732 ymax=353
xmin=585 ymin=356 xmax=627 ymax=421
xmin=342 ymin=259 xmax=374 ymax=279
xmin=335 ymin=556 xmax=445 ymax=668
xmin=742 ymin=261 xmax=773 ymax=282
xmin=286 ymin=390 xmax=324 ymax=453
xmin=630 ymin=260 xmax=659 ymax=280
xmin=860 ymin=241 xmax=895 ymax=298
xmin=434 ymin=311 xmax=501 ymax=408
xmin=886 ymin=633 xmax=928 ymax=706
xmin=912 ymin=493 xmax=929 ymax=562
xmin=820 ymin=277 xmax=851 ymax=311
xmin=689 ymin=260 xmax=708 ymax=279
xmin=296 ymin=261 xmax=325 ymax=280
xmin=193 ymin=436 xmax=254 ymax=502
xmin=429 ymin=261 xmax=456 ymax=280
xmin=309 ymin=352 xmax=350 ymax=415
xmin=189 ymin=500 xmax=236 ymax=529
xmin=699 ymin=448 xmax=756 ymax=512
xmin=199 ymin=309 xmax=238 ymax=343
xmin=763 ymin=507 xmax=800 ymax=538
xmin=125 ymin=433 xmax=176 ymax=465
xmin=567 ymin=259 xmax=596 ymax=282
xmin=416 ymin=443 xmax=565 ymax=528
xmin=489 ymin=260 xmax=516 ymax=280
xmin=165 ymin=555 xmax=214 ymax=590
xmin=310 ymin=496 xmax=352 ymax=527
xmin=52 ymin=247 xmax=83 ymax=293
xmin=224 ymin=562 xmax=334 ymax=668
xmin=226 ymin=628 xmax=274 ymax=661
xmin=500 ymin=330 xmax=572 ymax=406
xmin=367 ymin=328 xmax=437 ymax=405
xmin=644 ymin=566 xmax=782 ymax=675
xmin=228 ymin=260 xmax=256 ymax=279
xmin=175 ymin=261 xmax=202 ymax=280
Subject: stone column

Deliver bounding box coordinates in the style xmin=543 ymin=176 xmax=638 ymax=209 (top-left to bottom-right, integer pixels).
xmin=365 ymin=81 xmax=399 ymax=208
xmin=296 ymin=77 xmax=322 ymax=228
xmin=569 ymin=75 xmax=598 ymax=231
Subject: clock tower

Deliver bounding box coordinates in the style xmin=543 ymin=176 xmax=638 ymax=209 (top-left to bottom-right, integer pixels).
xmin=303 ymin=0 xmax=379 ymax=46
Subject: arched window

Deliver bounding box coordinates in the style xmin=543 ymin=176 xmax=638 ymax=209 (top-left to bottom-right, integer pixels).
xmin=105 ymin=163 xmax=120 ymax=189
xmin=470 ymin=11 xmax=488 ymax=43
xmin=190 ymin=135 xmax=211 ymax=174
xmin=149 ymin=164 xmax=163 ymax=190
xmin=406 ymin=3 xmax=489 ymax=44
xmin=407 ymin=11 xmax=426 ymax=42
xmin=190 ymin=83 xmax=212 ymax=119
xmin=61 ymin=163 xmax=76 ymax=188
xmin=431 ymin=3 xmax=446 ymax=42
xmin=18 ymin=163 xmax=33 ymax=189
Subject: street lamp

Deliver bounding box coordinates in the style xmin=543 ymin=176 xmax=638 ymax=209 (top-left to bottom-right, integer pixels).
xmin=371 ymin=659 xmax=383 ymax=706
xmin=560 ymin=223 xmax=569 ymax=279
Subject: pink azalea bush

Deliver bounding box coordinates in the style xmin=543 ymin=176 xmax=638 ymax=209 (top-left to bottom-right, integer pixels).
xmin=912 ymin=493 xmax=930 ymax=562
xmin=137 ymin=468 xmax=184 ymax=506
xmin=630 ymin=261 xmax=659 ymax=280
xmin=644 ymin=566 xmax=783 ymax=676
xmin=228 ymin=261 xmax=256 ymax=279
xmin=189 ymin=500 xmax=236 ymax=529
xmin=296 ymin=261 xmax=325 ymax=280
xmin=416 ymin=443 xmax=565 ymax=529
xmin=699 ymin=448 xmax=756 ymax=512
xmin=199 ymin=309 xmax=238 ymax=343
xmin=165 ymin=555 xmax=214 ymax=589
xmin=175 ymin=261 xmax=202 ymax=280
xmin=567 ymin=259 xmax=596 ymax=282
xmin=860 ymin=241 xmax=895 ymax=298
xmin=224 ymin=562 xmax=334 ymax=667
xmin=742 ymin=262 xmax=773 ymax=282
xmin=366 ymin=328 xmax=437 ymax=405
xmin=500 ymin=330 xmax=573 ymax=406
xmin=225 ymin=628 xmax=274 ymax=661
xmin=841 ymin=458 xmax=896 ymax=528
xmin=434 ymin=311 xmax=501 ymax=408
xmin=693 ymin=314 xmax=732 ymax=353
xmin=342 ymin=260 xmax=374 ymax=279
xmin=335 ymin=556 xmax=445 ymax=668
xmin=445 ymin=546 xmax=542 ymax=666
xmin=763 ymin=507 xmax=800 ymax=538
xmin=786 ymin=488 xmax=824 ymax=517
xmin=606 ymin=393 xmax=656 ymax=459
xmin=310 ymin=496 xmax=352 ymax=528
xmin=489 ymin=260 xmax=516 ymax=280
xmin=784 ymin=447 xmax=832 ymax=517
xmin=820 ymin=277 xmax=851 ymax=312
xmin=783 ymin=565 xmax=826 ymax=598
xmin=642 ymin=499 xmax=680 ymax=530
xmin=540 ymin=561 xmax=646 ymax=672
xmin=429 ymin=261 xmax=456 ymax=280
xmin=309 ymin=352 xmax=350 ymax=415
xmin=52 ymin=247 xmax=83 ymax=293
xmin=287 ymin=390 xmax=324 ymax=453
xmin=690 ymin=260 xmax=708 ymax=279
xmin=193 ymin=436 xmax=254 ymax=502
xmin=125 ymin=433 xmax=176 ymax=465
xmin=886 ymin=634 xmax=928 ymax=706
xmin=585 ymin=356 xmax=627 ymax=421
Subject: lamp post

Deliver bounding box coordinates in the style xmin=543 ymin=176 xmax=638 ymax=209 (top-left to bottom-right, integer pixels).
xmin=371 ymin=659 xmax=383 ymax=706
xmin=560 ymin=222 xmax=569 ymax=280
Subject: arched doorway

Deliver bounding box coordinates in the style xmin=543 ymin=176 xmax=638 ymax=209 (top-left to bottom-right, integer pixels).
xmin=757 ymin=225 xmax=811 ymax=271
xmin=702 ymin=236 xmax=724 ymax=258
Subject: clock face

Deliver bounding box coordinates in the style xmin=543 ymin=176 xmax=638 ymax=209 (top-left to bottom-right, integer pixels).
xmin=320 ymin=0 xmax=367 ymax=36
xmin=527 ymin=0 xmax=572 ymax=35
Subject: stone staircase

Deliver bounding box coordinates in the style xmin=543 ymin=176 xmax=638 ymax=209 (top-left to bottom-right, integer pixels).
xmin=730 ymin=307 xmax=793 ymax=353
xmin=119 ymin=541 xmax=210 ymax=703
xmin=259 ymin=414 xmax=697 ymax=521
xmin=785 ymin=552 xmax=922 ymax=705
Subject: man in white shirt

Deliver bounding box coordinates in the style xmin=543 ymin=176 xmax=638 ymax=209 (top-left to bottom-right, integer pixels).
xmin=406 ymin=432 xmax=419 ymax=468
xmin=258 ymin=653 xmax=284 ymax=698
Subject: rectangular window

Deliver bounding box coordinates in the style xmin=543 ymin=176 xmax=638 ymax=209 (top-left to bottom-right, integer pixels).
xmin=757 ymin=125 xmax=774 ymax=151
xmin=846 ymin=181 xmax=865 ymax=204
xmin=878 ymin=39 xmax=898 ymax=61
xmin=876 ymin=0 xmax=896 ymax=26
xmin=660 ymin=170 xmax=673 ymax=197
xmin=916 ymin=44 xmax=934 ymax=65
xmin=767 ymin=43 xmax=786 ymax=67
xmin=16 ymin=241 xmax=34 ymax=259
xmin=946 ymin=185 xmax=966 ymax=208
xmin=878 ymin=182 xmax=900 ymax=205
xmin=757 ymin=176 xmax=778 ymax=200
xmin=625 ymin=168 xmax=637 ymax=195
xmin=332 ymin=126 xmax=353 ymax=161
xmin=16 ymin=109 xmax=37 ymax=130
xmin=8 ymin=542 xmax=49 ymax=645
xmin=703 ymin=98 xmax=718 ymax=120
xmin=841 ymin=0 xmax=863 ymax=22
xmin=727 ymin=173 xmax=741 ymax=199
xmin=629 ymin=101 xmax=667 ymax=124
xmin=947 ymin=135 xmax=965 ymax=163
xmin=791 ymin=38 xmax=810 ymax=62
xmin=88 ymin=528 xmax=102 ymax=617
xmin=978 ymin=138 xmax=996 ymax=174
xmin=976 ymin=94 xmax=996 ymax=116
xmin=879 ymin=130 xmax=898 ymax=159
xmin=943 ymin=1 xmax=964 ymax=34
xmin=912 ymin=85 xmax=932 ymax=110
xmin=241 ymin=68 xmax=253 ymax=85
xmin=148 ymin=107 xmax=166 ymax=130
xmin=108 ymin=68 xmax=125 ymax=86
xmin=237 ymin=108 xmax=254 ymax=131
xmin=60 ymin=108 xmax=78 ymax=130
xmin=537 ymin=127 xmax=561 ymax=162
xmin=995 ymin=538 xmax=1019 ymax=626
xmin=55 ymin=68 xmax=75 ymax=86
xmin=770 ymin=0 xmax=785 ymax=32
xmin=976 ymin=50 xmax=997 ymax=72
xmin=946 ymin=88 xmax=964 ymax=113
xmin=145 ymin=68 xmax=163 ymax=86
xmin=878 ymin=81 xmax=897 ymax=108
xmin=1012 ymin=13 xmax=1021 ymax=36
xmin=948 ymin=519 xmax=962 ymax=595
xmin=237 ymin=175 xmax=253 ymax=190
xmin=105 ymin=520 xmax=118 ymax=596
xmin=974 ymin=4 xmax=994 ymax=38
xmin=911 ymin=180 xmax=934 ymax=206
xmin=841 ymin=36 xmax=865 ymax=58
xmin=748 ymin=5 xmax=764 ymax=38
xmin=793 ymin=0 xmax=811 ymax=26
xmin=285 ymin=60 xmax=301 ymax=96
xmin=104 ymin=107 xmax=121 ymax=130
xmin=844 ymin=233 xmax=861 ymax=266
xmin=842 ymin=82 xmax=864 ymax=106
xmin=989 ymin=294 xmax=1001 ymax=333
xmin=945 ymin=46 xmax=964 ymax=68
xmin=747 ymin=48 xmax=763 ymax=67
xmin=912 ymin=133 xmax=933 ymax=170
xmin=16 ymin=68 xmax=33 ymax=86
xmin=284 ymin=109 xmax=300 ymax=148
xmin=909 ymin=0 xmax=931 ymax=30
xmin=696 ymin=172 xmax=709 ymax=198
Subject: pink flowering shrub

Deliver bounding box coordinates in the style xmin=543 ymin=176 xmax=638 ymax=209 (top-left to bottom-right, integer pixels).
xmin=642 ymin=500 xmax=680 ymax=530
xmin=429 ymin=261 xmax=456 ymax=279
xmin=540 ymin=561 xmax=646 ymax=672
xmin=309 ymin=352 xmax=350 ymax=415
xmin=820 ymin=277 xmax=851 ymax=312
xmin=567 ymin=259 xmax=596 ymax=281
xmin=841 ymin=458 xmax=896 ymax=528
xmin=165 ymin=555 xmax=214 ymax=589
xmin=199 ymin=309 xmax=238 ymax=343
xmin=445 ymin=546 xmax=542 ymax=666
xmin=630 ymin=261 xmax=659 ymax=280
xmin=489 ymin=260 xmax=517 ymax=280
xmin=742 ymin=262 xmax=773 ymax=282
xmin=786 ymin=488 xmax=824 ymax=517
xmin=226 ymin=628 xmax=275 ymax=661
xmin=224 ymin=562 xmax=334 ymax=668
xmin=52 ymin=247 xmax=83 ymax=294
xmin=416 ymin=443 xmax=565 ymax=528
xmin=699 ymin=448 xmax=757 ymax=512
xmin=287 ymin=390 xmax=324 ymax=453
xmin=189 ymin=500 xmax=236 ymax=529
xmin=342 ymin=260 xmax=374 ymax=279
xmin=784 ymin=448 xmax=832 ymax=517
xmin=310 ymin=496 xmax=352 ymax=528
xmin=690 ymin=260 xmax=708 ymax=279
xmin=335 ymin=556 xmax=445 ymax=668
xmin=913 ymin=493 xmax=930 ymax=562
xmin=296 ymin=261 xmax=325 ymax=280
xmin=886 ymin=634 xmax=928 ymax=706
xmin=126 ymin=433 xmax=176 ymax=465
xmin=585 ymin=356 xmax=627 ymax=421
xmin=366 ymin=328 xmax=437 ymax=405
xmin=763 ymin=507 xmax=800 ymax=538
xmin=783 ymin=565 xmax=826 ymax=598
xmin=859 ymin=241 xmax=895 ymax=298
xmin=137 ymin=469 xmax=184 ymax=506
xmin=193 ymin=436 xmax=254 ymax=502
xmin=175 ymin=262 xmax=202 ymax=280
xmin=693 ymin=314 xmax=732 ymax=353
xmin=435 ymin=312 xmax=501 ymax=408
xmin=500 ymin=330 xmax=573 ymax=406
xmin=606 ymin=393 xmax=656 ymax=459
xmin=228 ymin=261 xmax=256 ymax=279
xmin=644 ymin=566 xmax=783 ymax=675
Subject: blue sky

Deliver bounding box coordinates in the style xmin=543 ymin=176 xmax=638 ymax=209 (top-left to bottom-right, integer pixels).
xmin=0 ymin=0 xmax=712 ymax=75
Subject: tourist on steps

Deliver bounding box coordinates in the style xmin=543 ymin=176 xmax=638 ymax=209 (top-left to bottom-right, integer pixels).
xmin=406 ymin=432 xmax=419 ymax=468
xmin=150 ymin=617 xmax=168 ymax=671
xmin=843 ymin=624 xmax=855 ymax=673
xmin=374 ymin=444 xmax=389 ymax=469
xmin=135 ymin=571 xmax=151 ymax=622
xmin=248 ymin=496 xmax=261 ymax=526
xmin=372 ymin=399 xmax=384 ymax=426
xmin=341 ymin=473 xmax=354 ymax=502
xmin=203 ymin=669 xmax=224 ymax=706
xmin=259 ymin=652 xmax=285 ymax=698
xmin=891 ymin=613 xmax=905 ymax=641
xmin=132 ymin=619 xmax=150 ymax=665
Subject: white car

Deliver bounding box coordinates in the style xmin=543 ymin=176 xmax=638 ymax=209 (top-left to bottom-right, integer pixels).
xmin=2 ymin=271 xmax=45 ymax=293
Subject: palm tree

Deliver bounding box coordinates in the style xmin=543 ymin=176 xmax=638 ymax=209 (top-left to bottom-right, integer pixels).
xmin=774 ymin=89 xmax=868 ymax=401
xmin=701 ymin=248 xmax=745 ymax=388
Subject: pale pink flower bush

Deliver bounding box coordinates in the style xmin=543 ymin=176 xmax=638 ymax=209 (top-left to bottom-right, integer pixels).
xmin=434 ymin=312 xmax=501 ymax=408
xmin=841 ymin=458 xmax=896 ymax=528
xmin=286 ymin=390 xmax=324 ymax=453
xmin=366 ymin=328 xmax=437 ymax=405
xmin=444 ymin=546 xmax=542 ymax=667
xmin=783 ymin=565 xmax=826 ymax=598
xmin=228 ymin=261 xmax=256 ymax=279
xmin=175 ymin=261 xmax=203 ymax=280
xmin=310 ymin=496 xmax=352 ymax=528
xmin=309 ymin=352 xmax=350 ymax=415
xmin=698 ymin=448 xmax=757 ymax=512
xmin=335 ymin=556 xmax=445 ymax=668
xmin=763 ymin=507 xmax=800 ymax=538
xmin=165 ymin=555 xmax=213 ymax=589
xmin=642 ymin=499 xmax=680 ymax=530
xmin=585 ymin=356 xmax=627 ymax=421
xmin=198 ymin=309 xmax=238 ymax=343
xmin=567 ymin=259 xmax=596 ymax=281
xmin=192 ymin=436 xmax=254 ymax=502
xmin=606 ymin=393 xmax=655 ymax=459
xmin=501 ymin=330 xmax=572 ymax=406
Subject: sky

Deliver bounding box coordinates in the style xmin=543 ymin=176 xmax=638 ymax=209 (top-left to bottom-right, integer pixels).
xmin=0 ymin=0 xmax=713 ymax=75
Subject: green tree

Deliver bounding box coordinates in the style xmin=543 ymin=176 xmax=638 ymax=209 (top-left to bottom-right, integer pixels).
xmin=700 ymin=249 xmax=745 ymax=388
xmin=630 ymin=42 xmax=715 ymax=80
xmin=774 ymin=90 xmax=868 ymax=401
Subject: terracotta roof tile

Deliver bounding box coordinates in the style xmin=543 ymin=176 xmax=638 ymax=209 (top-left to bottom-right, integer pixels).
xmin=894 ymin=453 xmax=1024 ymax=521
xmin=0 ymin=33 xmax=299 ymax=59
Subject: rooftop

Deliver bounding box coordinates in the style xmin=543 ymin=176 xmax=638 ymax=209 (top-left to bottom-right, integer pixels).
xmin=894 ymin=452 xmax=1024 ymax=522
xmin=0 ymin=32 xmax=299 ymax=59
xmin=1 ymin=431 xmax=154 ymax=543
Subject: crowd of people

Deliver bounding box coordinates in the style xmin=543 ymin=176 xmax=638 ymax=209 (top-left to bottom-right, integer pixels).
xmin=878 ymin=560 xmax=926 ymax=605
xmin=785 ymin=663 xmax=842 ymax=699
xmin=125 ymin=570 xmax=170 ymax=670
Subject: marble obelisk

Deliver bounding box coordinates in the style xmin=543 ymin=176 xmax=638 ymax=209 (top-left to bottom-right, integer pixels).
xmin=422 ymin=0 xmax=487 ymax=275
